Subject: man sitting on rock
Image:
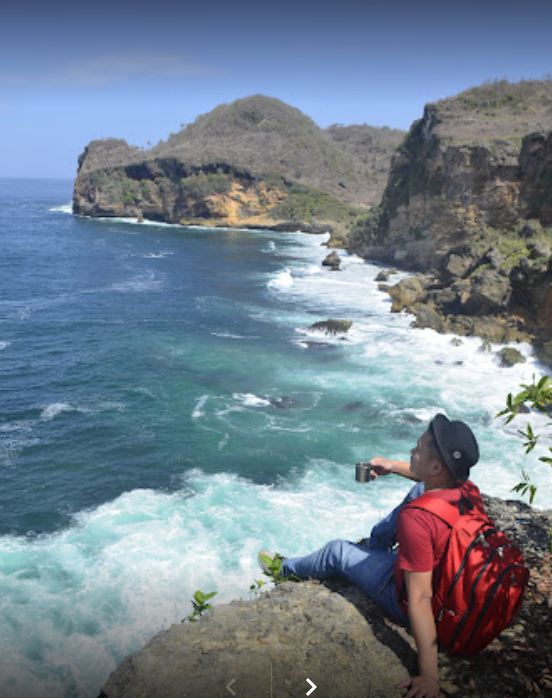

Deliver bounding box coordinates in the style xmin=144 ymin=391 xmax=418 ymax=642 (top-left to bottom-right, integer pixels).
xmin=259 ymin=414 xmax=482 ymax=698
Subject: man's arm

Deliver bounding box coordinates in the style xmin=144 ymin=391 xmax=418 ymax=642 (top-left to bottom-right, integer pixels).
xmin=396 ymin=570 xmax=440 ymax=698
xmin=369 ymin=457 xmax=420 ymax=481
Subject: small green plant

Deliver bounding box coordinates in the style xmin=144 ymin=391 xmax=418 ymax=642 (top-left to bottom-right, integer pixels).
xmin=249 ymin=579 xmax=268 ymax=597
xmin=182 ymin=589 xmax=217 ymax=623
xmin=511 ymin=470 xmax=538 ymax=504
xmin=497 ymin=374 xmax=552 ymax=505
xmin=258 ymin=553 xmax=300 ymax=585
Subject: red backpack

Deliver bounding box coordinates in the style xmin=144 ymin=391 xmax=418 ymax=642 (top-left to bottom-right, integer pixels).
xmin=405 ymin=491 xmax=529 ymax=656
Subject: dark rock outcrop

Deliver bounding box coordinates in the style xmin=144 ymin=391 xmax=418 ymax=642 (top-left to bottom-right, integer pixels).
xmin=322 ymin=250 xmax=342 ymax=270
xmin=497 ymin=347 xmax=527 ymax=367
xmin=308 ymin=319 xmax=353 ymax=335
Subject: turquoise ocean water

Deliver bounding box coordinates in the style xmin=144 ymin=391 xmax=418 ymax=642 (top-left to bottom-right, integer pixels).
xmin=0 ymin=178 xmax=549 ymax=697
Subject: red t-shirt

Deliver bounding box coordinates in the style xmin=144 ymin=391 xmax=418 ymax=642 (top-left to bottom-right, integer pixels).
xmin=394 ymin=481 xmax=485 ymax=610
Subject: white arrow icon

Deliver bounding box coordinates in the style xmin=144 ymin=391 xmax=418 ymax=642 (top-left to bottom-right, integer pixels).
xmin=306 ymin=678 xmax=317 ymax=696
xmin=225 ymin=678 xmax=237 ymax=696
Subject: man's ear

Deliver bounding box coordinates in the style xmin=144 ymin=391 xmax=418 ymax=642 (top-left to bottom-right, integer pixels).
xmin=429 ymin=458 xmax=444 ymax=476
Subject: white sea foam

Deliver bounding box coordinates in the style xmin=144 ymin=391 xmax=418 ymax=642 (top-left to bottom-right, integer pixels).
xmin=82 ymin=215 xmax=184 ymax=229
xmin=233 ymin=393 xmax=272 ymax=407
xmin=0 ymin=462 xmax=397 ymax=697
xmin=211 ymin=332 xmax=248 ymax=339
xmin=267 ymin=268 xmax=293 ymax=290
xmin=39 ymin=400 xmax=121 ymax=421
xmin=111 ymin=270 xmax=163 ymax=293
xmin=40 ymin=403 xmax=75 ymax=421
xmin=141 ymin=251 xmax=174 ymax=259
xmin=192 ymin=395 xmax=209 ymax=419
xmin=0 ymin=340 xmax=10 ymax=350
xmin=302 ymin=264 xmax=322 ymax=275
xmin=49 ymin=203 xmax=72 ymax=214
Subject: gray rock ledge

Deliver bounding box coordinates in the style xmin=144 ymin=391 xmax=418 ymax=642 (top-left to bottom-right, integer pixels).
xmin=98 ymin=581 xmax=410 ymax=698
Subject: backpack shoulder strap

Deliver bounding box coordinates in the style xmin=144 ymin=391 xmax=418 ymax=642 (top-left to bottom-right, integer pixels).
xmin=405 ymin=492 xmax=462 ymax=528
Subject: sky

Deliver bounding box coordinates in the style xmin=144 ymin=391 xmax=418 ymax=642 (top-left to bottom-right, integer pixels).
xmin=1 ymin=0 xmax=551 ymax=179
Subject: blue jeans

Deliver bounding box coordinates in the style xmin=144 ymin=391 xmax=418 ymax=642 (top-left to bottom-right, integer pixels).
xmin=281 ymin=482 xmax=424 ymax=624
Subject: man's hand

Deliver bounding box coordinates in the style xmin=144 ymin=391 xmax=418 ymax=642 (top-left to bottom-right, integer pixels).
xmin=367 ymin=457 xmax=419 ymax=481
xmin=368 ymin=457 xmax=395 ymax=479
xmin=396 ymin=675 xmax=440 ymax=697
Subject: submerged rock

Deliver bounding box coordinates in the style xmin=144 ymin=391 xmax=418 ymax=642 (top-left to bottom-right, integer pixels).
xmin=308 ymin=319 xmax=353 ymax=335
xmin=343 ymin=401 xmax=363 ymax=411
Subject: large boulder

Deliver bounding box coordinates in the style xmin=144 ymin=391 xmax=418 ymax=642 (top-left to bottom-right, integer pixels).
xmin=98 ymin=582 xmax=410 ymax=698
xmin=497 ymin=346 xmax=527 ymax=367
xmin=412 ymin=305 xmax=447 ymax=333
xmin=463 ymin=268 xmax=512 ymax=315
xmin=386 ymin=276 xmax=430 ymax=312
xmin=441 ymin=247 xmax=476 ymax=282
xmin=322 ymin=251 xmax=342 ymax=270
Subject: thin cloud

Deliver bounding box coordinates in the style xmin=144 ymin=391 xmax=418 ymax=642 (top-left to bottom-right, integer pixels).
xmin=0 ymin=53 xmax=222 ymax=87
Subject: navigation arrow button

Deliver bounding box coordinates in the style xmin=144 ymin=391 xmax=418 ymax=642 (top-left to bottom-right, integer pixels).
xmin=225 ymin=678 xmax=237 ymax=696
xmin=306 ymin=678 xmax=317 ymax=696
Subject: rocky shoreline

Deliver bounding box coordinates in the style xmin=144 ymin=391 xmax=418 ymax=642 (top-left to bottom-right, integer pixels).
xmin=98 ymin=494 xmax=552 ymax=698
xmin=371 ymin=234 xmax=552 ymax=366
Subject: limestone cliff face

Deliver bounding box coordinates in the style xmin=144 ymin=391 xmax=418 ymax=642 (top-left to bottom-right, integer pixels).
xmin=349 ymin=81 xmax=552 ymax=269
xmin=73 ymin=156 xmax=290 ymax=229
xmin=348 ymin=80 xmax=552 ymax=353
xmin=73 ymin=95 xmax=404 ymax=234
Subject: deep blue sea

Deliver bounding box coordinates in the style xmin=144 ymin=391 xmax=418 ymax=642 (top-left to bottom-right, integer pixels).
xmin=0 ymin=177 xmax=549 ymax=697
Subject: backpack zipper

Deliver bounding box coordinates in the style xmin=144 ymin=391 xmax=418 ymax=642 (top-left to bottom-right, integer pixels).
xmin=446 ymin=527 xmax=497 ymax=598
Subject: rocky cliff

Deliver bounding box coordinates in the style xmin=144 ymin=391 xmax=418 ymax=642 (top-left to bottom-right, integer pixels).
xmin=73 ymin=96 xmax=404 ymax=234
xmin=98 ymin=495 xmax=552 ymax=698
xmin=347 ymin=80 xmax=552 ymax=355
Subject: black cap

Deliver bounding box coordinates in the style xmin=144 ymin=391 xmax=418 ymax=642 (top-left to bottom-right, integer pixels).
xmin=429 ymin=414 xmax=479 ymax=481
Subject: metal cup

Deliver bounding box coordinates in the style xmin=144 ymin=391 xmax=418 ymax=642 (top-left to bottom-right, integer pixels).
xmin=355 ymin=462 xmax=372 ymax=483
